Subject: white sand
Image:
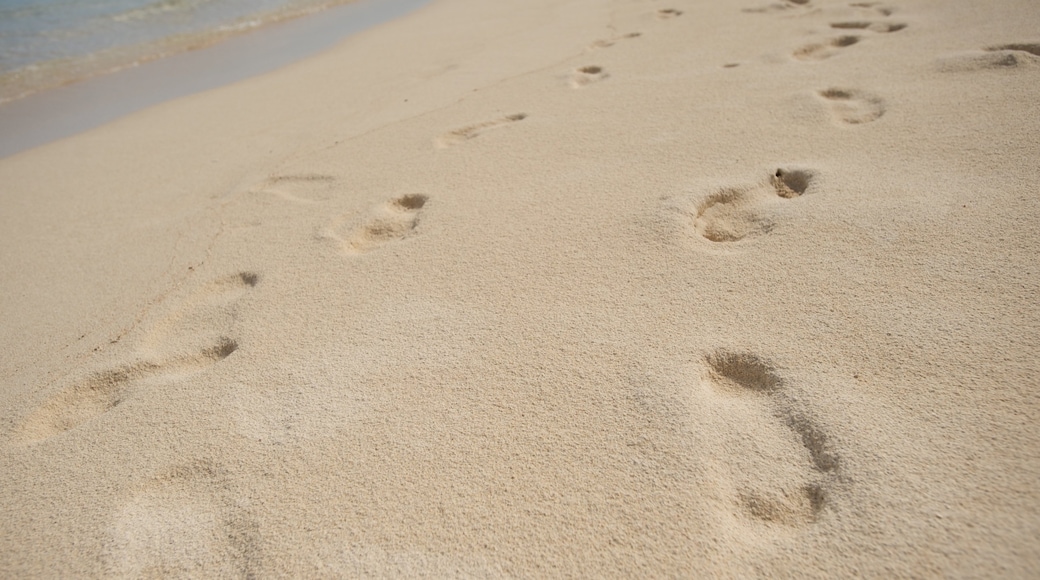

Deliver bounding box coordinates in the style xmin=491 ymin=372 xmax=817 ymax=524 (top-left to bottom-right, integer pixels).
xmin=1 ymin=0 xmax=1039 ymax=576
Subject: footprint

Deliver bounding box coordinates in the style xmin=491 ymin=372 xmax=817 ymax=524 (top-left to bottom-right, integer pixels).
xmin=656 ymin=8 xmax=683 ymax=18
xmin=816 ymin=87 xmax=885 ymax=125
xmin=937 ymin=44 xmax=1040 ymax=72
xmin=987 ymin=43 xmax=1040 ymax=56
xmin=830 ymin=21 xmax=906 ymax=33
xmin=794 ymin=35 xmax=860 ymax=61
xmin=704 ymin=351 xmax=839 ymax=526
xmin=742 ymin=0 xmax=812 ymax=14
xmin=15 ymin=272 xmax=257 ymax=443
xmin=15 ymin=339 xmax=238 ymax=443
xmin=434 ymin=113 xmax=527 ymax=149
xmin=587 ymin=32 xmax=640 ymax=51
xmin=252 ymin=173 xmax=336 ymax=204
xmin=570 ymin=65 xmax=609 ymax=88
xmin=693 ymin=169 xmax=813 ymax=243
xmin=142 ymin=271 xmax=259 ymax=353
xmin=328 ymin=194 xmax=429 ymax=255
xmin=849 ymin=2 xmax=894 ymax=16
xmin=107 ymin=460 xmax=260 ymax=577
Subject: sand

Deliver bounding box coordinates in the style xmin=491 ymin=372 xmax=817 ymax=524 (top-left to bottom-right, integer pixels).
xmin=1 ymin=0 xmax=1038 ymax=576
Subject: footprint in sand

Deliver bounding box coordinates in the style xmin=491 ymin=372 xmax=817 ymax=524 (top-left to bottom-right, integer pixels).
xmin=849 ymin=1 xmax=894 ymax=17
xmin=830 ymin=20 xmax=906 ymax=33
xmin=937 ymin=43 xmax=1040 ymax=72
xmin=570 ymin=65 xmax=609 ymax=88
xmin=251 ymin=173 xmax=336 ymax=204
xmin=434 ymin=113 xmax=526 ymax=149
xmin=326 ymin=194 xmax=429 ymax=255
xmin=587 ymin=32 xmax=641 ymax=51
xmin=107 ymin=460 xmax=260 ymax=577
xmin=656 ymin=8 xmax=683 ymax=19
xmin=742 ymin=0 xmax=812 ymax=15
xmin=693 ymin=168 xmax=814 ymax=243
xmin=703 ymin=350 xmax=839 ymax=526
xmin=794 ymin=35 xmax=861 ymax=61
xmin=816 ymin=87 xmax=885 ymax=125
xmin=14 ymin=273 xmax=257 ymax=443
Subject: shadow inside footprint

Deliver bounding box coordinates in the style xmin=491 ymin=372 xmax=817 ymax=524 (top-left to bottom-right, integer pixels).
xmin=830 ymin=21 xmax=906 ymax=33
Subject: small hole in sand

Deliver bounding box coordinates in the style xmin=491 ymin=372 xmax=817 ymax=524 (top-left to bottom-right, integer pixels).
xmin=834 ymin=35 xmax=860 ymax=47
xmin=239 ymin=272 xmax=260 ymax=287
xmin=393 ymin=194 xmax=428 ymax=210
xmin=723 ymin=62 xmax=740 ymax=68
xmin=774 ymin=169 xmax=813 ymax=197
xmin=579 ymin=65 xmax=603 ymax=74
xmin=505 ymin=113 xmax=528 ymax=122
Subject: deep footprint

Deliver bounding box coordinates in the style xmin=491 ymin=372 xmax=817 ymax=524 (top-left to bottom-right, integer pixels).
xmin=337 ymin=194 xmax=429 ymax=254
xmin=693 ymin=169 xmax=813 ymax=242
xmin=794 ymin=35 xmax=860 ymax=61
xmin=817 ymin=87 xmax=885 ymax=125
xmin=16 ymin=339 xmax=238 ymax=442
xmin=434 ymin=114 xmax=527 ymax=149
xmin=705 ymin=351 xmax=839 ymax=525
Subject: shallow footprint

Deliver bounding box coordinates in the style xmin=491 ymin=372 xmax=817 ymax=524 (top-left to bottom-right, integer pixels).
xmin=434 ymin=113 xmax=527 ymax=149
xmin=656 ymin=8 xmax=683 ymax=18
xmin=570 ymin=65 xmax=609 ymax=88
xmin=817 ymin=87 xmax=885 ymax=125
xmin=107 ymin=460 xmax=260 ymax=577
xmin=252 ymin=173 xmax=336 ymax=204
xmin=794 ymin=35 xmax=860 ymax=61
xmin=742 ymin=0 xmax=812 ymax=14
xmin=704 ymin=351 xmax=838 ymax=526
xmin=332 ymin=194 xmax=429 ymax=255
xmin=15 ymin=339 xmax=238 ymax=443
xmin=849 ymin=2 xmax=894 ymax=16
xmin=587 ymin=32 xmax=641 ymax=51
xmin=693 ymin=169 xmax=813 ymax=243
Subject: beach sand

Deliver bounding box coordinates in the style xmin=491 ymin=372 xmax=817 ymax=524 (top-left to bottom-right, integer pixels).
xmin=1 ymin=0 xmax=1038 ymax=576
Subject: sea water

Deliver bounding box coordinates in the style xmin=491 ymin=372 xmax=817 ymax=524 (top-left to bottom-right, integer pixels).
xmin=0 ymin=0 xmax=357 ymax=103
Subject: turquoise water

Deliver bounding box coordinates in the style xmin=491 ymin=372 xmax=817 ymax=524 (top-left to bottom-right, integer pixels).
xmin=0 ymin=0 xmax=354 ymax=101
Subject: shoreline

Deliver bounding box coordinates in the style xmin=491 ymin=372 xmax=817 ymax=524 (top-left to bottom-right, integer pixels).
xmin=0 ymin=0 xmax=429 ymax=159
